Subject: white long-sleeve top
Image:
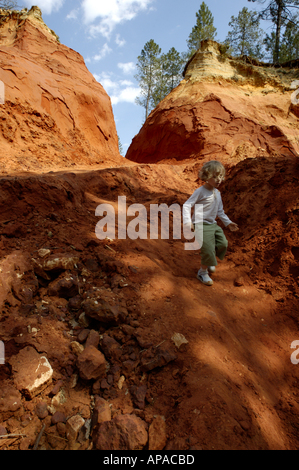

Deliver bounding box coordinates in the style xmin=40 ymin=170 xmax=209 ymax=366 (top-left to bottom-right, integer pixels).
xmin=183 ymin=186 xmax=232 ymax=227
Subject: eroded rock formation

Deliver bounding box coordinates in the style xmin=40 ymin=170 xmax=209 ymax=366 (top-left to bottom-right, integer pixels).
xmin=0 ymin=7 xmax=122 ymax=173
xmin=126 ymin=40 xmax=299 ymax=165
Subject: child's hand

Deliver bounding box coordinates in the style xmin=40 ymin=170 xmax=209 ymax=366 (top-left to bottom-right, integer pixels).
xmin=228 ymin=223 xmax=239 ymax=232
xmin=191 ymin=223 xmax=195 ymax=232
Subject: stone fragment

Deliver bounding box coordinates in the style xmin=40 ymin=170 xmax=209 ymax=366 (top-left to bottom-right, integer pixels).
xmin=93 ymin=414 xmax=148 ymax=450
xmin=0 ymin=383 xmax=22 ymax=419
xmin=91 ymin=397 xmax=111 ymax=429
xmin=130 ymin=384 xmax=147 ymax=410
xmin=77 ymin=346 xmax=107 ymax=381
xmin=9 ymin=347 xmax=53 ymax=399
xmin=148 ymin=416 xmax=167 ymax=450
xmin=171 ymin=333 xmax=189 ymax=349
xmin=42 ymin=254 xmax=80 ymax=272
xmin=140 ymin=341 xmax=177 ymax=372
xmin=78 ymin=312 xmax=90 ymax=328
xmin=118 ymin=375 xmax=125 ymax=390
xmin=234 ymin=276 xmax=245 ymax=287
xmin=48 ymin=275 xmax=79 ymax=299
xmin=51 ymin=411 xmax=67 ymax=425
xmin=68 ymin=295 xmax=82 ymax=311
xmin=38 ymin=248 xmax=51 ymax=258
xmin=66 ymin=414 xmax=85 ymax=446
xmin=35 ymin=402 xmax=48 ymax=419
xmin=77 ymin=329 xmax=90 ymax=343
xmin=85 ymin=329 xmax=100 ymax=349
xmin=134 ymin=327 xmax=154 ymax=349
xmin=70 ymin=341 xmax=84 ymax=356
xmin=82 ymin=298 xmax=127 ymax=325
xmin=100 ymin=334 xmax=122 ymax=361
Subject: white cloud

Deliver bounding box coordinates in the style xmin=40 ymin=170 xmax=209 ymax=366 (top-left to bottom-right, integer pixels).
xmin=93 ymin=72 xmax=139 ymax=105
xmin=118 ymin=62 xmax=135 ymax=75
xmin=23 ymin=0 xmax=64 ymax=15
xmin=111 ymin=87 xmax=140 ymax=105
xmin=115 ymin=34 xmax=126 ymax=47
xmin=81 ymin=0 xmax=154 ymax=38
xmin=93 ymin=43 xmax=112 ymax=61
xmin=67 ymin=9 xmax=79 ymax=20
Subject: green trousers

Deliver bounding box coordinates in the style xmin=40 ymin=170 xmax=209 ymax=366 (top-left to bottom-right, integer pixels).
xmin=194 ymin=223 xmax=228 ymax=267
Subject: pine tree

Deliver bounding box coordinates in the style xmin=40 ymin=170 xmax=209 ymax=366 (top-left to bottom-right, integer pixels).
xmin=248 ymin=0 xmax=299 ymax=63
xmin=280 ymin=18 xmax=299 ymax=61
xmin=118 ymin=135 xmax=124 ymax=156
xmin=226 ymin=7 xmax=264 ymax=58
xmin=135 ymin=39 xmax=161 ymax=120
xmin=162 ymin=48 xmax=185 ymax=93
xmin=151 ymin=48 xmax=184 ymax=108
xmin=187 ymin=2 xmax=217 ymax=56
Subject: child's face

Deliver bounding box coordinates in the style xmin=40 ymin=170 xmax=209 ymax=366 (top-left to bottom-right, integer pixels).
xmin=207 ymin=172 xmax=224 ymax=188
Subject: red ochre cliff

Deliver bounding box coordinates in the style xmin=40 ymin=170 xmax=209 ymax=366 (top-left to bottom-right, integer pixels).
xmin=0 ymin=6 xmax=123 ymax=174
xmin=126 ymin=40 xmax=299 ymax=165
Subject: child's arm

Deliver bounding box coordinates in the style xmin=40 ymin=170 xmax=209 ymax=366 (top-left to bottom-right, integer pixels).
xmin=228 ymin=222 xmax=239 ymax=232
xmin=183 ymin=188 xmax=202 ymax=229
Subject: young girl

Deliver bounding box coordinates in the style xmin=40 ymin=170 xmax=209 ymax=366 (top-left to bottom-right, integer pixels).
xmin=183 ymin=161 xmax=239 ymax=286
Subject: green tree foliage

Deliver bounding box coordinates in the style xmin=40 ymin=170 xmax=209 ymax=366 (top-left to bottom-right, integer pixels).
xmin=135 ymin=41 xmax=184 ymax=118
xmin=248 ymin=0 xmax=299 ymax=63
xmin=226 ymin=7 xmax=264 ymax=58
xmin=187 ymin=1 xmax=217 ymax=56
xmin=135 ymin=39 xmax=161 ymax=120
xmin=151 ymin=47 xmax=185 ymax=108
xmin=280 ymin=18 xmax=299 ymax=60
xmin=118 ymin=135 xmax=124 ymax=156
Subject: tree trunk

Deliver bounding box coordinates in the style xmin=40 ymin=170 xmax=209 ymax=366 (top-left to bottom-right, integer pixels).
xmin=274 ymin=0 xmax=284 ymax=63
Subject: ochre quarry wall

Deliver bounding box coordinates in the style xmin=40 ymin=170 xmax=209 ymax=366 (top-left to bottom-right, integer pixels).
xmin=0 ymin=7 xmax=122 ymax=173
xmin=126 ymin=40 xmax=299 ymax=165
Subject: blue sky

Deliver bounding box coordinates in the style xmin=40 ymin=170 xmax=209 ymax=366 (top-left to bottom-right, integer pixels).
xmin=21 ymin=0 xmax=267 ymax=154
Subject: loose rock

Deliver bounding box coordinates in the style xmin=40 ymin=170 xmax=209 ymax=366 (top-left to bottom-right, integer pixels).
xmin=93 ymin=414 xmax=148 ymax=450
xmin=9 ymin=347 xmax=53 ymax=399
xmin=148 ymin=416 xmax=167 ymax=450
xmin=77 ymin=346 xmax=107 ymax=381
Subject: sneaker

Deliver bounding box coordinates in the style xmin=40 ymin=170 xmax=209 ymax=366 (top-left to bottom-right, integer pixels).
xmin=208 ymin=266 xmax=216 ymax=274
xmin=197 ymin=270 xmax=213 ymax=286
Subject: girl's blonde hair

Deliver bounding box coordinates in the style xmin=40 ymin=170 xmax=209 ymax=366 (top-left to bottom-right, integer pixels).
xmin=199 ymin=160 xmax=226 ymax=181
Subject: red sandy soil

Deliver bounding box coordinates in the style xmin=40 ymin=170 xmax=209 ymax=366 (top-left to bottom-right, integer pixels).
xmin=0 ymin=158 xmax=298 ymax=450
